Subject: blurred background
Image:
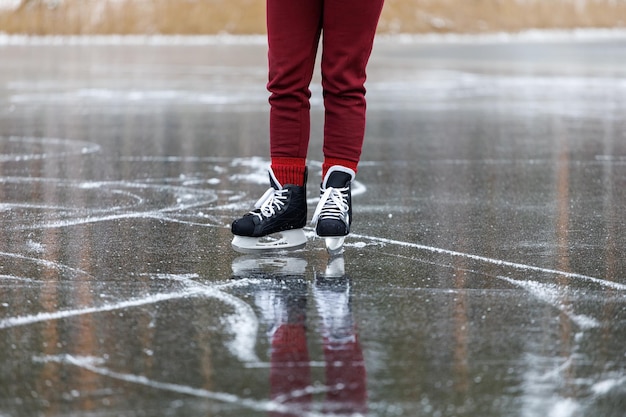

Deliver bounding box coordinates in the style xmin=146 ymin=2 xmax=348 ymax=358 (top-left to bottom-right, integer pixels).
xmin=1 ymin=0 xmax=626 ymax=35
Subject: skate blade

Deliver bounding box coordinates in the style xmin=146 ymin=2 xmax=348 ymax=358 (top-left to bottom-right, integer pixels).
xmin=231 ymin=229 xmax=307 ymax=253
xmin=324 ymin=237 xmax=345 ymax=255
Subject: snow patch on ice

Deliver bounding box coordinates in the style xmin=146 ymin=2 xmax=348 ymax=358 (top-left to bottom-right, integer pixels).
xmin=227 ymin=157 xmax=271 ymax=185
xmin=592 ymin=377 xmax=626 ymax=395
xmin=352 ymin=180 xmax=366 ymax=197
xmin=25 ymin=240 xmax=45 ymax=254
xmin=547 ymin=398 xmax=580 ymax=417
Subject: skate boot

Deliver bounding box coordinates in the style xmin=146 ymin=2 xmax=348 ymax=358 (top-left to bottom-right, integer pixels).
xmin=231 ymin=167 xmax=307 ymax=252
xmin=311 ymin=166 xmax=355 ymax=254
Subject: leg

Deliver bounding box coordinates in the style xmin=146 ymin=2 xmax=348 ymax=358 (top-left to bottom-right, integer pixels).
xmin=231 ymin=1 xmax=322 ymax=251
xmin=267 ymin=0 xmax=323 ymax=185
xmin=313 ymin=0 xmax=383 ymax=252
xmin=320 ymin=0 xmax=384 ymax=175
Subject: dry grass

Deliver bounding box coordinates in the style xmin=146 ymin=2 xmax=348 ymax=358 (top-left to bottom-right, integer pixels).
xmin=381 ymin=0 xmax=626 ymax=33
xmin=1 ymin=0 xmax=625 ymax=35
xmin=0 ymin=0 xmax=266 ymax=35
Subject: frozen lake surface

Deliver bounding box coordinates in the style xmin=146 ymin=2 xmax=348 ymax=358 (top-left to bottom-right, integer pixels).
xmin=1 ymin=33 xmax=626 ymax=416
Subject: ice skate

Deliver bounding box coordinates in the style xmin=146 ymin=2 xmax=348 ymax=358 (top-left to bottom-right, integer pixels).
xmin=311 ymin=166 xmax=355 ymax=254
xmin=231 ymin=167 xmax=307 ymax=253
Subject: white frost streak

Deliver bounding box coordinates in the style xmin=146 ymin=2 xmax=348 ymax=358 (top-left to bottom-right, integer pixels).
xmin=498 ymin=276 xmax=600 ymax=330
xmin=39 ymin=355 xmax=283 ymax=414
xmin=0 ymin=289 xmax=198 ymax=329
xmin=350 ymin=233 xmax=626 ymax=291
xmin=0 ymin=251 xmax=90 ymax=277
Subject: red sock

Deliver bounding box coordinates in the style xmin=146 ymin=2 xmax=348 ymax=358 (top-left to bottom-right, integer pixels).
xmin=271 ymin=157 xmax=306 ymax=186
xmin=322 ymin=158 xmax=358 ymax=180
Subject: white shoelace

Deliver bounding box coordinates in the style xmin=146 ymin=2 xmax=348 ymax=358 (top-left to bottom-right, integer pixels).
xmin=251 ymin=187 xmax=288 ymax=220
xmin=311 ymin=186 xmax=350 ymax=225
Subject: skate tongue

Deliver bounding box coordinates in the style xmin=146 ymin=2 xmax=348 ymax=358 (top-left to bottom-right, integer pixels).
xmin=325 ymin=172 xmax=351 ymax=188
xmin=323 ymin=166 xmax=355 ymax=189
xmin=268 ymin=168 xmax=283 ymax=190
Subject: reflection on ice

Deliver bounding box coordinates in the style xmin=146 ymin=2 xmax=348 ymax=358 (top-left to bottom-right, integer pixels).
xmin=232 ymin=254 xmax=367 ymax=416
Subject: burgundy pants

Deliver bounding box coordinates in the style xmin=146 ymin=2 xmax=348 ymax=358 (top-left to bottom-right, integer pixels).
xmin=267 ymin=0 xmax=384 ymax=166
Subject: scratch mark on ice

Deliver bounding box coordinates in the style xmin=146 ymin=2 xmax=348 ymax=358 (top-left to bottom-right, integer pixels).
xmin=350 ymin=233 xmax=626 ymax=291
xmin=36 ymin=354 xmax=330 ymax=417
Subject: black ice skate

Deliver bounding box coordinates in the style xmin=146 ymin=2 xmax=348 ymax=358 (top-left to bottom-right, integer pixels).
xmin=311 ymin=166 xmax=355 ymax=254
xmin=231 ymin=167 xmax=307 ymax=252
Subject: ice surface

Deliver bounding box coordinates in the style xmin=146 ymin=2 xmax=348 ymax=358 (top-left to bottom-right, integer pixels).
xmin=0 ymin=34 xmax=625 ymax=417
